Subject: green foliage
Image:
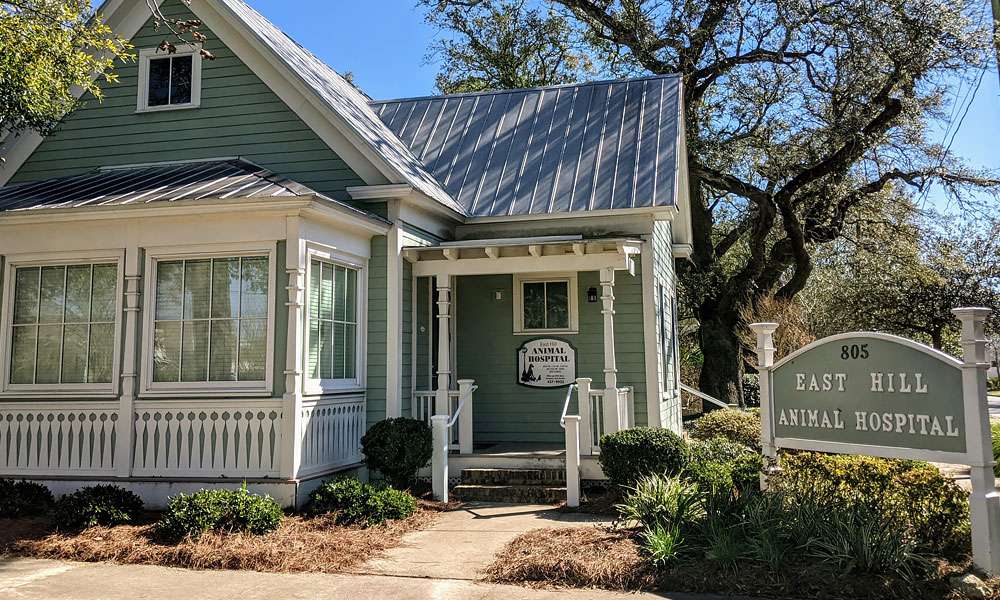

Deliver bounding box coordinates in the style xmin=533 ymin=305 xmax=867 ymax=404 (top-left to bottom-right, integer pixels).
xmin=992 ymin=422 xmax=1000 ymax=477
xmin=616 ymin=475 xmax=704 ymax=530
xmin=306 ymin=478 xmax=417 ymax=527
xmin=640 ymin=523 xmax=684 ymax=567
xmin=775 ymin=452 xmax=969 ymax=557
xmin=689 ymin=410 xmax=761 ymax=449
xmin=0 ymin=1 xmax=133 ymax=137
xmin=156 ymin=486 xmax=283 ymax=542
xmin=685 ymin=439 xmax=764 ymax=496
xmin=53 ymin=485 xmax=144 ymax=531
xmin=361 ymin=418 xmax=433 ymax=490
xmin=0 ymin=479 xmax=53 ymax=518
xmin=598 ymin=428 xmax=688 ymax=488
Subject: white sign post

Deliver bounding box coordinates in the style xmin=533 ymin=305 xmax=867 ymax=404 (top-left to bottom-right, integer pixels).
xmin=752 ymin=307 xmax=1000 ymax=575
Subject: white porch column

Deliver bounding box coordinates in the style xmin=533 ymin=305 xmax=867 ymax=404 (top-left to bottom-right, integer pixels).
xmin=431 ymin=414 xmax=450 ymax=502
xmin=954 ymin=307 xmax=1000 ymax=575
xmin=386 ymin=201 xmax=403 ymax=418
xmin=435 ymin=273 xmax=452 ymax=415
xmin=600 ymin=267 xmax=621 ymax=434
xmin=750 ymin=322 xmax=779 ymax=465
xmin=116 ymin=249 xmax=141 ymax=477
xmin=280 ymin=218 xmax=305 ymax=479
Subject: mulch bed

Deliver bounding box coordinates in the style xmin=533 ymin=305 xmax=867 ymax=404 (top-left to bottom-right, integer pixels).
xmin=0 ymin=500 xmax=446 ymax=573
xmin=484 ymin=526 xmax=1000 ymax=600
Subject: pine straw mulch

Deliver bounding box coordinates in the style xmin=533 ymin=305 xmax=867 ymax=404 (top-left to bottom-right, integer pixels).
xmin=0 ymin=502 xmax=444 ymax=573
xmin=484 ymin=526 xmax=1000 ymax=600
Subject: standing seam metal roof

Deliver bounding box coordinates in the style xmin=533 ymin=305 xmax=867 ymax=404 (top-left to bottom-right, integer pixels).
xmin=370 ymin=75 xmax=682 ymax=218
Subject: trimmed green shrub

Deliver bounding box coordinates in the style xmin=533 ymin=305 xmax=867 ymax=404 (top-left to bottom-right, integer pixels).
xmin=307 ymin=478 xmax=417 ymax=526
xmin=598 ymin=427 xmax=688 ymax=487
xmin=775 ymin=452 xmax=969 ymax=557
xmin=689 ymin=409 xmax=761 ymax=449
xmin=685 ymin=439 xmax=763 ymax=495
xmin=617 ymin=474 xmax=704 ymax=530
xmin=0 ymin=479 xmax=53 ymax=518
xmin=156 ymin=486 xmax=283 ymax=542
xmin=361 ymin=418 xmax=433 ymax=489
xmin=53 ymin=485 xmax=144 ymax=531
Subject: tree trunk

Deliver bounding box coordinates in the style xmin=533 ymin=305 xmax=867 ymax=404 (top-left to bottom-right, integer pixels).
xmin=931 ymin=328 xmax=944 ymax=350
xmin=698 ymin=313 xmax=745 ymax=409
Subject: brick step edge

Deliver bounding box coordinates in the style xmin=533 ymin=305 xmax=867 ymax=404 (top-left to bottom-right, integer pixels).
xmin=452 ymin=484 xmax=567 ymax=504
xmin=460 ymin=468 xmax=567 ymax=486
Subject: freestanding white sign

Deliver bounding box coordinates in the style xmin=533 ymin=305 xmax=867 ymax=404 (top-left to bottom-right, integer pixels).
xmin=517 ymin=338 xmax=577 ymax=388
xmin=752 ymin=308 xmax=1000 ymax=575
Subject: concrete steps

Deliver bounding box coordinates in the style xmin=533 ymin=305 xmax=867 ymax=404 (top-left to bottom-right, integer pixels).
xmin=452 ymin=468 xmax=567 ymax=504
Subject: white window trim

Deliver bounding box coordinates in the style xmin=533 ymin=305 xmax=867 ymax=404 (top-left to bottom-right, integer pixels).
xmin=302 ymin=242 xmax=368 ymax=396
xmin=0 ymin=250 xmax=125 ymax=398
xmin=512 ymin=272 xmax=579 ymax=335
xmin=136 ymin=45 xmax=203 ymax=113
xmin=140 ymin=242 xmax=277 ymax=398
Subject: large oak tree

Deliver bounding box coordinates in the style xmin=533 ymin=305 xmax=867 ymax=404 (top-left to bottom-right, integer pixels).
xmin=423 ymin=0 xmax=999 ymax=403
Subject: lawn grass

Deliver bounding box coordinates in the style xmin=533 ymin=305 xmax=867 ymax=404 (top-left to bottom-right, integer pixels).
xmin=1 ymin=503 xmax=441 ymax=573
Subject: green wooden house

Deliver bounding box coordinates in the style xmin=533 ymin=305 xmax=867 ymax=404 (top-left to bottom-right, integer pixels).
xmin=0 ymin=0 xmax=691 ymax=507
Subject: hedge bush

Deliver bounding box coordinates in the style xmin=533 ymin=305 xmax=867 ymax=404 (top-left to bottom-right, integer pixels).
xmin=0 ymin=479 xmax=53 ymax=518
xmin=53 ymin=485 xmax=144 ymax=531
xmin=361 ymin=418 xmax=433 ymax=489
xmin=685 ymin=439 xmax=763 ymax=495
xmin=775 ymin=452 xmax=969 ymax=557
xmin=689 ymin=409 xmax=761 ymax=449
xmin=992 ymin=421 xmax=1000 ymax=477
xmin=598 ymin=428 xmax=688 ymax=488
xmin=156 ymin=486 xmax=283 ymax=542
xmin=307 ymin=478 xmax=417 ymax=526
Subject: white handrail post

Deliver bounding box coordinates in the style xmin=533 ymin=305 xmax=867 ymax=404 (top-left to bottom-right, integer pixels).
xmin=435 ymin=274 xmax=452 ymax=416
xmin=564 ymin=415 xmax=581 ymax=508
xmin=750 ymin=323 xmax=779 ymax=464
xmin=954 ymin=307 xmax=1000 ymax=575
xmin=431 ymin=414 xmax=450 ymax=502
xmin=457 ymin=379 xmax=475 ymax=454
xmin=576 ymin=377 xmax=593 ymax=455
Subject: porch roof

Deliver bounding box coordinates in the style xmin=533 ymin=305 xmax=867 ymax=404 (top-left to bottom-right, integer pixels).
xmin=403 ymin=235 xmax=642 ymax=277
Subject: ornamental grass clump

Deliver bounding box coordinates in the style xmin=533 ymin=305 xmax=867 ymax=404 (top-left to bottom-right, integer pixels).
xmin=616 ymin=475 xmax=704 ymax=531
xmin=156 ymin=485 xmax=283 ymax=542
xmin=598 ymin=427 xmax=688 ymax=488
xmin=0 ymin=479 xmax=53 ymax=518
xmin=53 ymin=485 xmax=144 ymax=531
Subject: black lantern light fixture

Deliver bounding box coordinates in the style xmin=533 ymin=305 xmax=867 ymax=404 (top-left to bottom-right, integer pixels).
xmin=587 ymin=287 xmax=599 ymax=303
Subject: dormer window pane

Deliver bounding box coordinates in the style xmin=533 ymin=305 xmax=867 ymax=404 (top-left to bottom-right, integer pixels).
xmin=148 ymin=58 xmax=171 ymax=106
xmin=170 ymin=55 xmax=193 ymax=104
xmin=147 ymin=55 xmax=194 ymax=107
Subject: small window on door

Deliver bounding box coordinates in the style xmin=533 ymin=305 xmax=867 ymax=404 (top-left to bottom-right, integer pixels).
xmin=137 ymin=47 xmax=202 ymax=112
xmin=513 ymin=274 xmax=578 ymax=334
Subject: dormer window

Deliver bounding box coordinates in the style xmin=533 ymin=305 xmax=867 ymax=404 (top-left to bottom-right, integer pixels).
xmin=137 ymin=46 xmax=202 ymax=112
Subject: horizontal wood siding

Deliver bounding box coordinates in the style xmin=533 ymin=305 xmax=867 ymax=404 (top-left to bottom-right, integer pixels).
xmin=366 ymin=236 xmax=388 ymax=425
xmin=455 ymin=268 xmax=647 ymax=444
xmin=651 ymin=221 xmax=681 ymax=431
xmin=10 ymin=0 xmax=365 ymax=200
xmin=401 ymin=259 xmax=413 ymax=417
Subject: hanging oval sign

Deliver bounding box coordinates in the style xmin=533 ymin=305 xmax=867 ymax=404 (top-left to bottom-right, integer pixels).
xmin=517 ymin=338 xmax=577 ymax=388
xmin=770 ymin=333 xmax=966 ymax=457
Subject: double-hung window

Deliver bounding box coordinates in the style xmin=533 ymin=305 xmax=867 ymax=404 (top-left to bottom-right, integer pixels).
xmin=136 ymin=46 xmax=202 ymax=112
xmin=2 ymin=256 xmax=121 ymax=393
xmin=306 ymin=257 xmax=361 ymax=389
xmin=513 ymin=273 xmax=578 ymax=334
xmin=144 ymin=248 xmax=273 ymax=395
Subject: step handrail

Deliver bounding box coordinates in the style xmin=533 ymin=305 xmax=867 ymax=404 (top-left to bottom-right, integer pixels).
xmin=679 ymin=382 xmax=740 ymax=410
xmin=559 ymin=383 xmax=579 ymax=429
xmin=447 ymin=384 xmax=479 ymax=427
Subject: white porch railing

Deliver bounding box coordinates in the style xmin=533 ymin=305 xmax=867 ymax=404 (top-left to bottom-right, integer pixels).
xmin=413 ymin=379 xmax=476 ymax=452
xmin=299 ymin=396 xmax=366 ymax=477
xmin=0 ymin=402 xmax=119 ymax=475
xmin=132 ymin=400 xmax=284 ymax=478
xmin=431 ymin=380 xmax=478 ymax=502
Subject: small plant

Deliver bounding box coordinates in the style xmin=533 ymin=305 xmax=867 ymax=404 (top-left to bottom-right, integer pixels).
xmin=641 ymin=523 xmax=684 ymax=567
xmin=361 ymin=418 xmax=433 ymax=490
xmin=156 ymin=485 xmax=283 ymax=542
xmin=685 ymin=438 xmax=763 ymax=496
xmin=53 ymin=485 xmax=144 ymax=531
xmin=307 ymin=478 xmax=417 ymax=526
xmin=598 ymin=427 xmax=688 ymax=488
xmin=689 ymin=409 xmax=761 ymax=449
xmin=616 ymin=474 xmax=703 ymax=530
xmin=0 ymin=479 xmax=53 ymax=518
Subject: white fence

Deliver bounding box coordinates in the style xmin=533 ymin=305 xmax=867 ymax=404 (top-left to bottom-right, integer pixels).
xmin=132 ymin=400 xmax=284 ymax=478
xmin=299 ymin=396 xmax=365 ymax=477
xmin=0 ymin=402 xmax=119 ymax=475
xmin=413 ymin=390 xmax=461 ymax=448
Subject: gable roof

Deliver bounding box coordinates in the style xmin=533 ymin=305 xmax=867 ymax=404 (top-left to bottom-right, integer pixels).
xmin=0 ymin=159 xmax=381 ymax=221
xmin=371 ymin=75 xmax=683 ymax=218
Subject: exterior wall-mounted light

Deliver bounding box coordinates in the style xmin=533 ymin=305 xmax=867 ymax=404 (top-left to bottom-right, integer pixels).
xmin=587 ymin=287 xmax=599 ymax=303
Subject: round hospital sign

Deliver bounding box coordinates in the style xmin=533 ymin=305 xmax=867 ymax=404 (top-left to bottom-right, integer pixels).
xmin=517 ymin=338 xmax=577 ymax=388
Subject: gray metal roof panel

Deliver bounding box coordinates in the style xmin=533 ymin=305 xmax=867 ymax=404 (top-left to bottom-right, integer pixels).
xmin=371 ymin=75 xmax=682 ymax=218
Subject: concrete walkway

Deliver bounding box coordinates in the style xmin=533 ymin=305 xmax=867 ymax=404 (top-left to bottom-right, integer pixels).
xmin=356 ymin=502 xmax=613 ymax=580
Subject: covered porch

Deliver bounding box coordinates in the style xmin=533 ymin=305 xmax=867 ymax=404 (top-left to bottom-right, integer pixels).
xmin=403 ymin=235 xmax=645 ymax=481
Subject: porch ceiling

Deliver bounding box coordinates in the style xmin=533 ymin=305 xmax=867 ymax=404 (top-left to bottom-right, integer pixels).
xmin=404 ymin=236 xmax=641 ymax=277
